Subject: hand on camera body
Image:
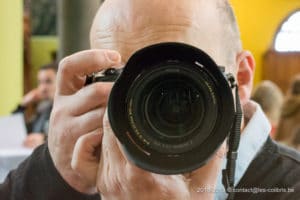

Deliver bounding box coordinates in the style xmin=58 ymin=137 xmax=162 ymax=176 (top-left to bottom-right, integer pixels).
xmin=65 ymin=49 xmax=227 ymax=199
xmin=47 ymin=48 xmax=226 ymax=199
xmin=23 ymin=133 xmax=45 ymax=148
xmin=48 ymin=49 xmax=121 ymax=194
xmin=72 ymin=110 xmax=226 ymax=200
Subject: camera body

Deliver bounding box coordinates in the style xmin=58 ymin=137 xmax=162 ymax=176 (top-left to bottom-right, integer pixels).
xmin=92 ymin=42 xmax=235 ymax=174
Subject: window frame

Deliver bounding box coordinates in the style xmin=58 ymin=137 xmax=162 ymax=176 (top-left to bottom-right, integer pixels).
xmin=273 ymin=9 xmax=300 ymax=52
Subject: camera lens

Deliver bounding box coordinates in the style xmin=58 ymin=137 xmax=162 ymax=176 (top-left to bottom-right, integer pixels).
xmin=145 ymin=75 xmax=204 ymax=139
xmin=126 ymin=63 xmax=217 ymax=154
xmin=107 ymin=42 xmax=235 ymax=174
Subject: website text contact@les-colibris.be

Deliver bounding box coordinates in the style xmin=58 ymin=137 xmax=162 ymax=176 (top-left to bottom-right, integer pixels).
xmin=196 ymin=186 xmax=295 ymax=194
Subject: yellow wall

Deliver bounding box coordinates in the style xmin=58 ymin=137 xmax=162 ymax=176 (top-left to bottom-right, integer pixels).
xmin=31 ymin=36 xmax=58 ymax=86
xmin=0 ymin=1 xmax=23 ymax=116
xmin=29 ymin=1 xmax=300 ymax=87
xmin=231 ymin=0 xmax=300 ymax=85
xmin=1 ymin=1 xmax=300 ymax=115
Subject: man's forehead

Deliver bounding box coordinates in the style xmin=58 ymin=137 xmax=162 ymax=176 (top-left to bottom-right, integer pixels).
xmin=38 ymin=69 xmax=56 ymax=77
xmin=90 ymin=0 xmax=223 ymax=63
xmin=93 ymin=0 xmax=219 ymax=30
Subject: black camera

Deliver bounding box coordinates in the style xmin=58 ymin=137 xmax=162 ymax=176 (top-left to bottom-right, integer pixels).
xmin=90 ymin=42 xmax=236 ymax=175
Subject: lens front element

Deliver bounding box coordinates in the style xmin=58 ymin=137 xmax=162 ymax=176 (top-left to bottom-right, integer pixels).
xmin=108 ymin=42 xmax=235 ymax=174
xmin=126 ymin=63 xmax=217 ymax=154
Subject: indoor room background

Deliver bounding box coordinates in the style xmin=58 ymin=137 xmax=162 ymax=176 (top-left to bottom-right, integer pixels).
xmin=0 ymin=0 xmax=300 ymax=115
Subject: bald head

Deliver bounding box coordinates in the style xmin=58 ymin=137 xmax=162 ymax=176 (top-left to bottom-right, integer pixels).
xmin=90 ymin=0 xmax=241 ymax=71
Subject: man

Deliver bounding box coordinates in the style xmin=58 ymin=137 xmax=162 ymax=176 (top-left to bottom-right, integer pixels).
xmin=13 ymin=62 xmax=57 ymax=148
xmin=276 ymin=75 xmax=300 ymax=146
xmin=251 ymin=80 xmax=284 ymax=137
xmin=1 ymin=0 xmax=299 ymax=200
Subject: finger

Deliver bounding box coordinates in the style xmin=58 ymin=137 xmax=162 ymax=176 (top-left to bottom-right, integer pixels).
xmin=68 ymin=82 xmax=113 ymax=116
xmin=57 ymin=49 xmax=121 ymax=95
xmin=72 ymin=128 xmax=103 ymax=167
xmin=71 ymin=128 xmax=103 ymax=188
xmin=97 ymin=111 xmax=127 ymax=194
xmin=72 ymin=107 xmax=106 ymax=136
xmin=101 ymin=110 xmax=126 ymax=165
xmin=24 ymin=139 xmax=34 ymax=148
xmin=23 ymin=139 xmax=29 ymax=147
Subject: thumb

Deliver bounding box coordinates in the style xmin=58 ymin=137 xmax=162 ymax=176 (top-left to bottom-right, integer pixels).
xmin=71 ymin=128 xmax=103 ymax=190
xmin=102 ymin=110 xmax=126 ymax=164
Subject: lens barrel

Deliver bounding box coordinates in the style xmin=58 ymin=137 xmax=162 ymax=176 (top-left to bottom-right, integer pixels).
xmin=108 ymin=42 xmax=235 ymax=174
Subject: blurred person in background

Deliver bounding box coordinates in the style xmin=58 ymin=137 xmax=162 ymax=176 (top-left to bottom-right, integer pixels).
xmin=251 ymin=80 xmax=284 ymax=138
xmin=13 ymin=62 xmax=58 ymax=148
xmin=275 ymin=75 xmax=300 ymax=147
xmin=288 ymin=74 xmax=300 ymax=96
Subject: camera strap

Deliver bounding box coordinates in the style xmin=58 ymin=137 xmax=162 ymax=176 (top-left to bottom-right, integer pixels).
xmin=222 ymin=74 xmax=243 ymax=200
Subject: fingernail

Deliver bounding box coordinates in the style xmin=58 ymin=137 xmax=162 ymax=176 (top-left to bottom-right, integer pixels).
xmin=107 ymin=50 xmax=120 ymax=62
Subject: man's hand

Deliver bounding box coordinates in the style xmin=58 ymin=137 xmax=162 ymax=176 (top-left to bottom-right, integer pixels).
xmin=72 ymin=111 xmax=227 ymax=200
xmin=48 ymin=49 xmax=121 ymax=194
xmin=21 ymin=88 xmax=42 ymax=107
xmin=23 ymin=133 xmax=45 ymax=148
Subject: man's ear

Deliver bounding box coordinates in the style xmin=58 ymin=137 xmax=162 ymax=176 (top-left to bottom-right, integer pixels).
xmin=236 ymin=50 xmax=255 ymax=106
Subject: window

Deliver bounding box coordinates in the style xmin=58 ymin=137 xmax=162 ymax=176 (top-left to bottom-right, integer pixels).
xmin=31 ymin=0 xmax=57 ymax=35
xmin=274 ymin=10 xmax=300 ymax=52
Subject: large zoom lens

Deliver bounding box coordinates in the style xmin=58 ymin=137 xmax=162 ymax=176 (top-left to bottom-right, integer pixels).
xmin=108 ymin=42 xmax=235 ymax=174
xmin=126 ymin=63 xmax=218 ymax=154
xmin=145 ymin=75 xmax=203 ymax=139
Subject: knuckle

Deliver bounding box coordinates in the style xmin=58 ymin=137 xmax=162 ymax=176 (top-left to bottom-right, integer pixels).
xmin=89 ymin=50 xmax=101 ymax=62
xmin=50 ymin=107 xmax=75 ymax=143
xmin=95 ymin=85 xmax=110 ymax=102
xmin=87 ymin=83 xmax=103 ymax=99
xmin=50 ymin=105 xmax=64 ymax=124
xmin=95 ymin=50 xmax=118 ymax=68
xmin=59 ymin=125 xmax=73 ymax=144
xmin=94 ymin=82 xmax=105 ymax=94
xmin=58 ymin=56 xmax=72 ymax=76
xmin=92 ymin=50 xmax=109 ymax=65
xmin=78 ymin=82 xmax=105 ymax=104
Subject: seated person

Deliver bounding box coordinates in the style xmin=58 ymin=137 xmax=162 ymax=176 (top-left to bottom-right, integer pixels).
xmin=1 ymin=1 xmax=300 ymax=200
xmin=13 ymin=62 xmax=57 ymax=148
xmin=251 ymin=80 xmax=284 ymax=138
xmin=276 ymin=75 xmax=300 ymax=146
xmin=288 ymin=75 xmax=300 ymax=96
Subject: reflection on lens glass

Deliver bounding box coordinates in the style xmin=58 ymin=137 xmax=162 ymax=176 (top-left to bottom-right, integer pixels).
xmin=126 ymin=62 xmax=217 ymax=153
xmin=145 ymin=76 xmax=204 ymax=139
xmin=159 ymin=86 xmax=193 ymax=124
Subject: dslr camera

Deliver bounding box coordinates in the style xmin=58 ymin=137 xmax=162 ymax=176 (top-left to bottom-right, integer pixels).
xmin=88 ymin=42 xmax=237 ymax=175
